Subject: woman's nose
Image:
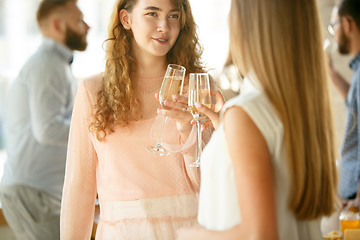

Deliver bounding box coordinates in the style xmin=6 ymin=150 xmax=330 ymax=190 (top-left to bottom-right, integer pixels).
xmin=157 ymin=19 xmax=169 ymax=33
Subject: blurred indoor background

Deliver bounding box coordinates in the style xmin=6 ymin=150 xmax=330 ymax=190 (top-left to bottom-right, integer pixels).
xmin=0 ymin=0 xmax=355 ymax=237
xmin=0 ymin=0 xmax=353 ymax=183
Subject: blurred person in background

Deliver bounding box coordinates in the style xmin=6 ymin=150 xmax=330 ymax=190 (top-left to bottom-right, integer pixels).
xmin=328 ymin=0 xmax=360 ymax=210
xmin=0 ymin=0 xmax=89 ymax=239
xmin=177 ymin=0 xmax=338 ymax=239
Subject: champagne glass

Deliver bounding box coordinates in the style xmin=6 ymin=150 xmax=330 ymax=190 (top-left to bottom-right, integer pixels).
xmin=188 ymin=73 xmax=211 ymax=167
xmin=146 ymin=64 xmax=186 ymax=156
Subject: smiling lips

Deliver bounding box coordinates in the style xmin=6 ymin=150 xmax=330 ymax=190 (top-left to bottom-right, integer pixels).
xmin=153 ymin=37 xmax=168 ymax=43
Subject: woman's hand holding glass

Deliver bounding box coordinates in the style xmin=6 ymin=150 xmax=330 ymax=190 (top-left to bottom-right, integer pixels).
xmin=190 ymin=89 xmax=225 ymax=130
xmin=146 ymin=64 xmax=186 ymax=156
xmin=186 ymin=73 xmax=225 ymax=167
xmin=155 ymin=92 xmax=194 ymax=142
xmin=187 ymin=73 xmax=212 ymax=167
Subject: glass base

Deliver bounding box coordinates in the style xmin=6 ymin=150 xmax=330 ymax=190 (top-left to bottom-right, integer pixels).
xmin=146 ymin=144 xmax=170 ymax=156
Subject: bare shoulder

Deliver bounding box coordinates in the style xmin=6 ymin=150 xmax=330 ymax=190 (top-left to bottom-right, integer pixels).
xmin=223 ymin=106 xmax=269 ymax=162
xmin=223 ymin=106 xmax=248 ymax=122
xmin=223 ymin=106 xmax=256 ymax=135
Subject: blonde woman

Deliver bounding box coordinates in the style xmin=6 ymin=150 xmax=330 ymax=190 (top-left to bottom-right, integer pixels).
xmin=177 ymin=0 xmax=338 ymax=239
xmin=60 ymin=0 xmax=207 ymax=239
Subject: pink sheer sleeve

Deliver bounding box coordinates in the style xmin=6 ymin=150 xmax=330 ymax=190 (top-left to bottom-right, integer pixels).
xmin=150 ymin=117 xmax=201 ymax=192
xmin=152 ymin=116 xmax=214 ymax=193
xmin=60 ymin=80 xmax=98 ymax=239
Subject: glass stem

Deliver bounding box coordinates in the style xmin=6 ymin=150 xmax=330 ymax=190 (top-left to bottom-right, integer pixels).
xmin=196 ymin=121 xmax=202 ymax=161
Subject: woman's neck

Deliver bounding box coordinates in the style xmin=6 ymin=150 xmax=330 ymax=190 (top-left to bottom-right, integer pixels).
xmin=135 ymin=56 xmax=168 ymax=76
xmin=131 ymin=54 xmax=167 ymax=93
xmin=132 ymin=42 xmax=168 ymax=76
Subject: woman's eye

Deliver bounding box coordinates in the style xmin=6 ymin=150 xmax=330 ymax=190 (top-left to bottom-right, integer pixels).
xmin=169 ymin=14 xmax=179 ymax=19
xmin=146 ymin=12 xmax=157 ymax=17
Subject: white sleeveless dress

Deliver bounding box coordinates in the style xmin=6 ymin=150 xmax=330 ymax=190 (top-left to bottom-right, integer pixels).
xmin=197 ymin=80 xmax=322 ymax=240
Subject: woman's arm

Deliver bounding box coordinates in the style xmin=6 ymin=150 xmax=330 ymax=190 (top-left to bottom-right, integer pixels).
xmin=223 ymin=106 xmax=278 ymax=239
xmin=177 ymin=106 xmax=278 ymax=240
xmin=60 ymin=80 xmax=98 ymax=239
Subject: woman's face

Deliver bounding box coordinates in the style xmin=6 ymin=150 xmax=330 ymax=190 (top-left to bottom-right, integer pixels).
xmin=122 ymin=0 xmax=181 ymax=58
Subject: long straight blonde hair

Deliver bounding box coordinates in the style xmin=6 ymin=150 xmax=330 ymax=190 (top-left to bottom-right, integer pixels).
xmin=229 ymin=0 xmax=338 ymax=220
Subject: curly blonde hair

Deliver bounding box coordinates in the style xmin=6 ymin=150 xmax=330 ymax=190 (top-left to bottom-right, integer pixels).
xmin=90 ymin=0 xmax=203 ymax=141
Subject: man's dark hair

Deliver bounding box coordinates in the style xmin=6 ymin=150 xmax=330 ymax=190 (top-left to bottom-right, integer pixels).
xmin=338 ymin=0 xmax=360 ymax=28
xmin=36 ymin=0 xmax=76 ymax=25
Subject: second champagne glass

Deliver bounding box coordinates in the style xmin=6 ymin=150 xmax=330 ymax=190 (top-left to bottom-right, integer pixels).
xmin=188 ymin=73 xmax=211 ymax=167
xmin=146 ymin=64 xmax=186 ymax=156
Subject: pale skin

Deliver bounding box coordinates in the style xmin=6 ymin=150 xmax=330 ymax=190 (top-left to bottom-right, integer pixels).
xmin=119 ymin=0 xmax=195 ymax=141
xmin=177 ymin=105 xmax=278 ymax=240
xmin=190 ymin=90 xmax=225 ymax=130
xmin=157 ymin=93 xmax=194 ymax=141
xmin=329 ymin=7 xmax=360 ymax=210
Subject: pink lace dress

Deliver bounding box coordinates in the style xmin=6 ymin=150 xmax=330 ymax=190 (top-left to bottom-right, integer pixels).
xmin=60 ymin=73 xmax=202 ymax=239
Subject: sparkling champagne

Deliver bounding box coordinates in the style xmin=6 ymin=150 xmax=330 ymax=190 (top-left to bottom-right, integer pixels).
xmin=188 ymin=89 xmax=211 ymax=122
xmin=159 ymin=76 xmax=184 ymax=106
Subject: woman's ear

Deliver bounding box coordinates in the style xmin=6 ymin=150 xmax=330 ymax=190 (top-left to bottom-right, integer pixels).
xmin=119 ymin=9 xmax=131 ymax=30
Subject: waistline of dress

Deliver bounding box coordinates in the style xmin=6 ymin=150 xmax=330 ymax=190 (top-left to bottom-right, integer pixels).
xmin=99 ymin=194 xmax=198 ymax=223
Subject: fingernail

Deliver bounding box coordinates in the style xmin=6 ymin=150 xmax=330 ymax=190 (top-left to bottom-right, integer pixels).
xmin=195 ymin=102 xmax=201 ymax=108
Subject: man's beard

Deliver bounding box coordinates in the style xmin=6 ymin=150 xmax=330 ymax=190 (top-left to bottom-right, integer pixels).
xmin=338 ymin=26 xmax=350 ymax=55
xmin=65 ymin=26 xmax=87 ymax=51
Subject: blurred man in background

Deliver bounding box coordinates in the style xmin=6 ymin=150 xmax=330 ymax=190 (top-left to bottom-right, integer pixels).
xmin=328 ymin=0 xmax=360 ymax=210
xmin=0 ymin=0 xmax=89 ymax=239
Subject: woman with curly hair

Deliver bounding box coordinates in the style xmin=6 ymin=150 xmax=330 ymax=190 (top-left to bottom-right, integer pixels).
xmin=60 ymin=0 xmax=206 ymax=239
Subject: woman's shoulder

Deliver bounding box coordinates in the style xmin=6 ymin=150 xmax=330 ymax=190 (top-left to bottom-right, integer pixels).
xmin=223 ymin=89 xmax=283 ymax=154
xmin=76 ymin=73 xmax=104 ymax=106
xmin=80 ymin=72 xmax=104 ymax=95
xmin=222 ymin=88 xmax=263 ymax=113
xmin=224 ymin=89 xmax=279 ymax=125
